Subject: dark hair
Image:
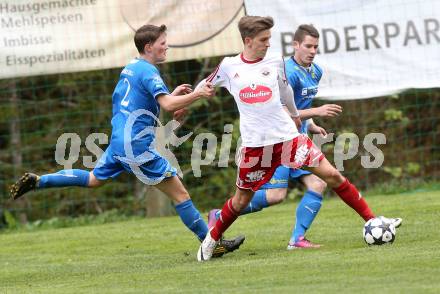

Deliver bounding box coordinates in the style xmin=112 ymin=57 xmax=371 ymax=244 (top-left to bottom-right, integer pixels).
xmin=238 ymin=16 xmax=274 ymax=42
xmin=134 ymin=24 xmax=167 ymax=53
xmin=294 ymin=24 xmax=319 ymax=43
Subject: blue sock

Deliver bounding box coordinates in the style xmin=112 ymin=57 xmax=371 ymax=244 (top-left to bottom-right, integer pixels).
xmin=175 ymin=199 xmax=208 ymax=242
xmin=38 ymin=169 xmax=90 ymax=188
xmin=240 ymin=189 xmax=269 ymax=215
xmin=291 ymin=190 xmax=323 ymax=242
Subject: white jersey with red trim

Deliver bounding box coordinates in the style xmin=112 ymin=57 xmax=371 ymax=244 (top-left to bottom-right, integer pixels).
xmin=207 ymin=53 xmax=299 ymax=147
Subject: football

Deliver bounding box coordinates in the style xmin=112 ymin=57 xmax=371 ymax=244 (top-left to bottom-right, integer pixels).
xmin=363 ymin=216 xmax=396 ymax=245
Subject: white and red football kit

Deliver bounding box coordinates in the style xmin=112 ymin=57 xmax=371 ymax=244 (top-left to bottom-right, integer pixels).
xmin=201 ymin=53 xmax=378 ymax=246
xmin=201 ymin=53 xmax=324 ymax=191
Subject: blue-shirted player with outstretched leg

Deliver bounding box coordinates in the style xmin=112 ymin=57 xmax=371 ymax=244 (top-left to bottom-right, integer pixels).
xmin=10 ymin=24 xmax=244 ymax=257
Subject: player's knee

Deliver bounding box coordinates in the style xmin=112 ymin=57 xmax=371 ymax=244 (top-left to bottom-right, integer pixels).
xmin=306 ymin=177 xmax=327 ymax=194
xmin=236 ymin=198 xmax=251 ymax=210
xmin=232 ymin=189 xmax=254 ymax=211
xmin=323 ymin=169 xmax=345 ymax=188
xmin=174 ymin=191 xmax=191 ymax=203
xmin=267 ymin=188 xmax=287 ymax=205
xmin=233 ymin=195 xmax=252 ymax=211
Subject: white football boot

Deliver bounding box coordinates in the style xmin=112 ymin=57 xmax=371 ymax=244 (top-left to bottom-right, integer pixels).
xmin=381 ymin=216 xmax=403 ymax=228
xmin=197 ymin=230 xmax=219 ymax=262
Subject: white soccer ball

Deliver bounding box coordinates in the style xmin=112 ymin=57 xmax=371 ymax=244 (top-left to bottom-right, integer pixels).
xmin=363 ymin=216 xmax=396 ymax=245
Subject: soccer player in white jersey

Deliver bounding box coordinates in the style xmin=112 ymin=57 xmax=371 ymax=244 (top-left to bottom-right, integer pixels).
xmin=206 ymin=24 xmax=344 ymax=249
xmin=197 ymin=16 xmax=402 ymax=261
xmin=10 ymin=24 xmax=245 ymax=258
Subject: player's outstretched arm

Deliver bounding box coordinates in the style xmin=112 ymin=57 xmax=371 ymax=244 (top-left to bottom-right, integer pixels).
xmin=299 ymin=104 xmax=343 ymax=120
xmin=157 ymin=82 xmax=214 ymax=112
xmin=194 ymin=78 xmax=222 ymax=92
xmin=171 ymin=84 xmax=193 ymax=96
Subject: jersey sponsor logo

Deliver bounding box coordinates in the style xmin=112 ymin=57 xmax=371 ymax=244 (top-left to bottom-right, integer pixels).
xmin=245 ymin=170 xmax=266 ymax=182
xmin=239 ymin=84 xmax=272 ymax=104
xmin=301 ymin=86 xmax=319 ymax=98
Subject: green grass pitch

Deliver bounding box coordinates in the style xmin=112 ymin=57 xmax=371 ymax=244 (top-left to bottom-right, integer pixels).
xmin=1 ymin=190 xmax=439 ymax=293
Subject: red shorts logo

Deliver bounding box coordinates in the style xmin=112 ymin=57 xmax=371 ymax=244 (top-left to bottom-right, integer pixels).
xmin=239 ymin=84 xmax=272 ymax=104
xmin=245 ymin=170 xmax=266 ymax=182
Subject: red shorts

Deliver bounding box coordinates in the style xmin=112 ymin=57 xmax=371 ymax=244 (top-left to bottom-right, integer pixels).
xmin=236 ymin=134 xmax=325 ymax=191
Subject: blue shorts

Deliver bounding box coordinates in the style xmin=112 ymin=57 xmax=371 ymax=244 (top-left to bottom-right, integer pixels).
xmin=93 ymin=146 xmax=176 ymax=185
xmin=259 ymin=165 xmax=311 ymax=189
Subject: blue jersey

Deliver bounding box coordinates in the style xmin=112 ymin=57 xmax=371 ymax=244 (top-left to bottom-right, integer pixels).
xmin=284 ymin=57 xmax=323 ymax=133
xmin=110 ymin=58 xmax=169 ymax=158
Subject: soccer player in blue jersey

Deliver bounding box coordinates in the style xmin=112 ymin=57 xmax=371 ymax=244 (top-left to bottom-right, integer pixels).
xmin=207 ymin=24 xmax=401 ymax=249
xmin=10 ymin=24 xmax=244 ymax=256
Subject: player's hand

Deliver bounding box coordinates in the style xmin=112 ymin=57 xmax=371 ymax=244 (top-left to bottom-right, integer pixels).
xmin=292 ymin=116 xmax=302 ymax=130
xmin=172 ymin=84 xmax=193 ymax=96
xmin=315 ymin=104 xmax=342 ymax=117
xmin=308 ymin=123 xmax=327 ymax=136
xmin=173 ymin=108 xmax=188 ymax=123
xmin=197 ymin=81 xmax=215 ymax=98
